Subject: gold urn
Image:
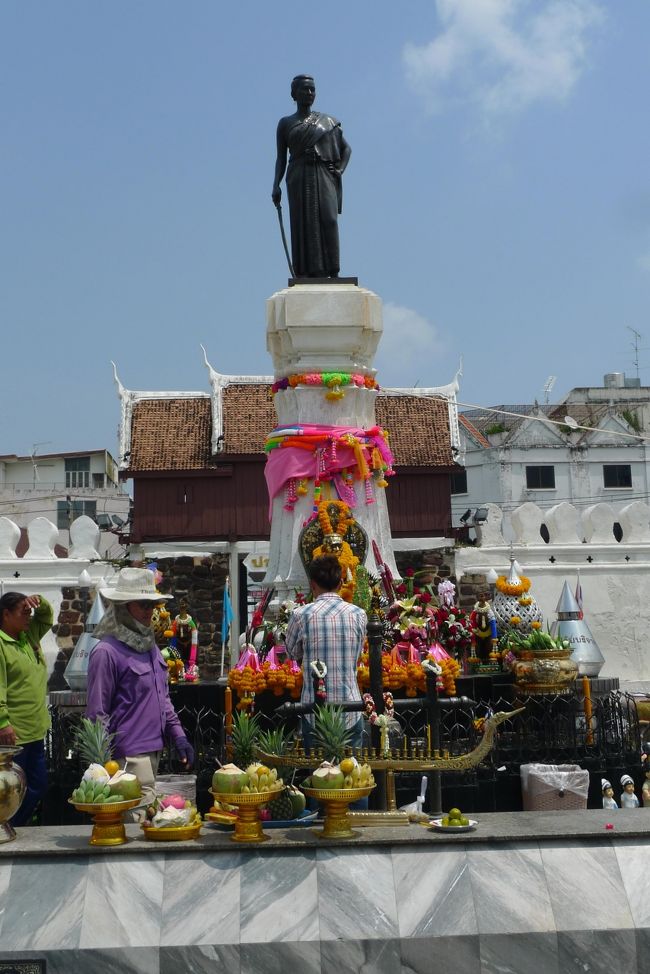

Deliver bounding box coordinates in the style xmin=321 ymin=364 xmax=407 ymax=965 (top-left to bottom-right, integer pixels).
xmin=0 ymin=746 xmax=27 ymax=842
xmin=509 ymin=645 xmax=579 ymax=695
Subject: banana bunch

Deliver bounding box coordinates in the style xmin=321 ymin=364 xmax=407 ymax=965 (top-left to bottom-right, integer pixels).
xmin=71 ymin=780 xmax=124 ymax=804
xmin=241 ymin=763 xmax=281 ymax=794
xmin=512 ymin=630 xmax=570 ymax=652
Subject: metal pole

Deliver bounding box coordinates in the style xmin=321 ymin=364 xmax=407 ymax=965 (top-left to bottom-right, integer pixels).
xmin=367 ymin=607 xmax=387 ymax=808
xmin=425 ymin=671 xmax=442 ymax=815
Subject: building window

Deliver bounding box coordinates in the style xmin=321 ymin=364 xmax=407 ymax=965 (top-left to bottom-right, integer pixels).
xmin=57 ymin=499 xmax=97 ymax=529
xmin=603 ymin=464 xmax=632 ymax=489
xmin=526 ymin=466 xmax=555 ymax=490
xmin=92 ymin=473 xmax=105 ymax=488
xmin=450 ymin=468 xmax=468 ymax=495
xmin=65 ymin=456 xmax=90 ymax=488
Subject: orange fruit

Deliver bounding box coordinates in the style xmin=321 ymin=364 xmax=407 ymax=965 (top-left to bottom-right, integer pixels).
xmin=104 ymin=760 xmax=120 ymax=776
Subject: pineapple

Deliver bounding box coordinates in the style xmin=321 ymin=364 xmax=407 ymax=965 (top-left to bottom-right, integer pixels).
xmin=74 ymin=717 xmax=115 ymax=767
xmin=230 ymin=711 xmax=261 ymax=769
xmin=311 ymin=704 xmax=354 ymax=762
xmin=258 ymin=727 xmax=295 ymax=820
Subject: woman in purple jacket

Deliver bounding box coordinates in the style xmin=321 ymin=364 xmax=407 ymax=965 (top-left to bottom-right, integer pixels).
xmin=87 ymin=568 xmax=194 ymax=818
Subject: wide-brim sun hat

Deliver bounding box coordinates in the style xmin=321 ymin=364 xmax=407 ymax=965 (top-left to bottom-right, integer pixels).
xmin=100 ymin=567 xmax=172 ymax=603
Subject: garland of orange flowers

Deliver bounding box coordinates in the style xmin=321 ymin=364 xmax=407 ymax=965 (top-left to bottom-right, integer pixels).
xmin=228 ymin=661 xmax=303 ymax=700
xmin=317 ymin=499 xmax=354 ymax=538
xmin=495 ymin=574 xmax=531 ymax=596
xmin=355 ymin=651 xmax=463 ymax=697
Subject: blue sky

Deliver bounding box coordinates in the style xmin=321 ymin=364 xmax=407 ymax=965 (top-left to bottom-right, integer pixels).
xmin=2 ymin=1 xmax=649 ymax=457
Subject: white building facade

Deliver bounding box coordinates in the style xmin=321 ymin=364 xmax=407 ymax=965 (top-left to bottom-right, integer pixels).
xmin=0 ymin=449 xmax=130 ymax=559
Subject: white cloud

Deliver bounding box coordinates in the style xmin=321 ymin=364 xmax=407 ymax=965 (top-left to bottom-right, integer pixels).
xmin=403 ymin=0 xmax=603 ymax=119
xmin=374 ymin=302 xmax=448 ymax=386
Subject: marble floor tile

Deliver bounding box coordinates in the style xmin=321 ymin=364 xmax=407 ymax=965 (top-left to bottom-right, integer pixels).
xmin=393 ymin=846 xmax=477 ymax=938
xmin=400 ymin=935 xmax=481 ymax=974
xmin=479 ymin=931 xmax=559 ymax=974
xmin=0 ymin=947 xmax=160 ymax=974
xmin=240 ymin=940 xmax=321 ymax=974
xmin=240 ymin=848 xmax=318 ymax=944
xmin=615 ymin=841 xmax=650 ymax=928
xmin=467 ymin=841 xmax=555 ymax=934
xmin=0 ymin=859 xmax=12 ymax=941
xmin=541 ymin=842 xmax=634 ymax=932
xmin=160 ymin=851 xmax=240 ymax=947
xmin=2 ymin=856 xmax=89 ymax=949
xmin=558 ymin=929 xmax=637 ymax=974
xmin=636 ymin=929 xmax=650 ymax=974
xmin=317 ymin=846 xmax=398 ymax=942
xmin=160 ymin=944 xmax=240 ymax=974
xmin=80 ymin=853 xmax=165 ymax=948
xmin=320 ymin=936 xmax=402 ymax=974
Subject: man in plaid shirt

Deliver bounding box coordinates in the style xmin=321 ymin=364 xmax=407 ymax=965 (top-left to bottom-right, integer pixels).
xmin=285 ymin=554 xmax=367 ymax=747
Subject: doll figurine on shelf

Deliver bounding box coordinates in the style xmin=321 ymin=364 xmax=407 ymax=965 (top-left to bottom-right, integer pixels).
xmin=602 ymin=779 xmax=618 ymax=811
xmin=171 ymin=599 xmax=199 ymax=670
xmin=642 ymin=767 xmax=650 ymax=807
xmin=469 ymin=592 xmax=498 ymax=663
xmin=620 ymin=774 xmax=640 ymax=808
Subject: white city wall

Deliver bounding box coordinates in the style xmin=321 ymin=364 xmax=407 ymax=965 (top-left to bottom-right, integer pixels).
xmin=455 ymin=499 xmax=650 ymax=684
xmin=0 ymin=515 xmax=117 ymax=674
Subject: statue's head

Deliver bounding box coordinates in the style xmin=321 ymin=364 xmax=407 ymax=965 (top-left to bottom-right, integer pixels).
xmin=291 ymin=74 xmax=315 ymax=102
xmin=322 ymin=533 xmax=343 ymax=554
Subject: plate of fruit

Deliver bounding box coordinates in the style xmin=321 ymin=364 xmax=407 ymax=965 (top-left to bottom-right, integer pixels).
xmin=141 ymin=793 xmax=202 ymax=841
xmin=429 ymin=808 xmax=477 ymax=832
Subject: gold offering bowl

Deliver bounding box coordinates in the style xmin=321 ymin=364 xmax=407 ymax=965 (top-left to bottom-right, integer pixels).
xmin=70 ymin=798 xmax=141 ymax=846
xmin=301 ymin=785 xmax=376 ymax=840
xmin=208 ymin=786 xmax=283 ymax=843
xmin=141 ymin=821 xmax=202 ymax=842
xmin=0 ymin=745 xmax=26 ymax=843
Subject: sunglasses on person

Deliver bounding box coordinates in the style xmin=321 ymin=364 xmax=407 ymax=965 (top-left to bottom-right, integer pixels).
xmin=133 ymin=600 xmax=157 ymax=609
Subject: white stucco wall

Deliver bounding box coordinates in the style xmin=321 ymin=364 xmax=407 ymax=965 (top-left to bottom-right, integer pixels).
xmin=455 ymin=500 xmax=650 ymax=685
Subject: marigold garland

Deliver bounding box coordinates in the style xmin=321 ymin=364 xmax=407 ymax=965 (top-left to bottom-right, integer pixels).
xmin=495 ymin=574 xmax=531 ymax=596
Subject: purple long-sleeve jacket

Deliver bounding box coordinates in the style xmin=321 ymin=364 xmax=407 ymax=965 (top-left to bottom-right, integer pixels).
xmin=86 ymin=635 xmax=185 ymax=758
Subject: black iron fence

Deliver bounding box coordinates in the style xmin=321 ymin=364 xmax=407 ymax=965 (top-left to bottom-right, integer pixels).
xmin=42 ymin=686 xmax=642 ymax=823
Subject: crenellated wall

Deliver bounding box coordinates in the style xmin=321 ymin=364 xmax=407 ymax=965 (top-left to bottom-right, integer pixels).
xmin=0 ymin=514 xmax=117 ymax=676
xmin=455 ymin=500 xmax=650 ymax=684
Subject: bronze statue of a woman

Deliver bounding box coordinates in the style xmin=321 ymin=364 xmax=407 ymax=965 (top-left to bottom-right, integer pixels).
xmin=272 ymin=75 xmax=351 ymax=279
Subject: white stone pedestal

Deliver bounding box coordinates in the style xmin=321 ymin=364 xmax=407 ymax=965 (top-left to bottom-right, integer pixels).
xmin=264 ymin=283 xmax=398 ymax=598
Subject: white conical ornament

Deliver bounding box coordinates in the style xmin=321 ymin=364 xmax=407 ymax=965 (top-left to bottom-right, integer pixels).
xmin=550 ymin=580 xmax=604 ymax=677
xmin=63 ymin=592 xmax=106 ymax=690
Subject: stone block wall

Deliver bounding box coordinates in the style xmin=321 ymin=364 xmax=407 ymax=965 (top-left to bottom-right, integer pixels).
xmin=154 ymin=554 xmax=230 ymax=679
xmin=394 ymin=546 xmax=485 ymax=609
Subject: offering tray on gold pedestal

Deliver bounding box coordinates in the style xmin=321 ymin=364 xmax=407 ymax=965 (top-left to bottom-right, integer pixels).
xmin=301 ymin=784 xmax=375 ymax=840
xmin=141 ymin=820 xmax=202 ymax=842
xmin=70 ymin=798 xmax=141 ymax=847
xmin=208 ymin=786 xmax=283 ymax=843
xmin=257 ymin=707 xmax=524 ymax=820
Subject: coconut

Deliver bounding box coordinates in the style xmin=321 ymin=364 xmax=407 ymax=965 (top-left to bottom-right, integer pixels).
xmin=288 ymin=786 xmax=307 ymax=817
xmin=108 ymin=770 xmax=142 ymax=801
xmin=212 ymin=763 xmax=249 ymax=794
xmin=82 ymin=763 xmax=110 ymax=784
xmin=310 ymin=761 xmax=345 ymax=790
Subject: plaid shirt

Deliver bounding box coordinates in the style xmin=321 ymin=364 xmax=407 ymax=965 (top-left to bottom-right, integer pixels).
xmin=285 ymin=593 xmax=367 ymax=729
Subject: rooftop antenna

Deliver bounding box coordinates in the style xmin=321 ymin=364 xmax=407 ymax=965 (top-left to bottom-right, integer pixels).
xmin=628 ymin=326 xmax=643 ymax=380
xmin=542 ymin=376 xmax=556 ymax=404
xmin=31 ymin=441 xmax=53 ymax=487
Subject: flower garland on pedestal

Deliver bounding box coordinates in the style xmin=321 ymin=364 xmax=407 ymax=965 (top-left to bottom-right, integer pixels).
xmin=264 ymin=423 xmax=395 ymax=515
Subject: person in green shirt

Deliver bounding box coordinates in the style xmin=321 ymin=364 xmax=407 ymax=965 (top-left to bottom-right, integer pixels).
xmin=0 ymin=592 xmax=53 ymax=826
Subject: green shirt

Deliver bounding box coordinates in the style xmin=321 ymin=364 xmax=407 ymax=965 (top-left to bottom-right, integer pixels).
xmin=0 ymin=598 xmax=53 ymax=743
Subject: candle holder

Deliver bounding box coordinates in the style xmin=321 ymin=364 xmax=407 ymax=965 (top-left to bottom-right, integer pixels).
xmin=208 ymin=787 xmax=283 ymax=843
xmin=70 ymin=798 xmax=141 ymax=846
xmin=301 ymin=784 xmax=375 ymax=840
